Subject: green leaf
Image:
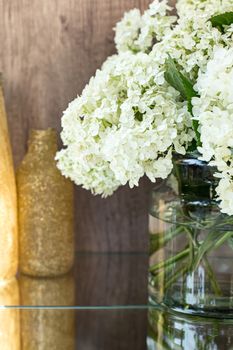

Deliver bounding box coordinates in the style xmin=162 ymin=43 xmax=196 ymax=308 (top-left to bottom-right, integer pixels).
xmin=192 ymin=231 xmax=233 ymax=271
xmin=210 ymin=12 xmax=233 ymax=31
xmin=164 ymin=57 xmax=198 ymax=102
xmin=133 ymin=106 xmax=144 ymax=121
xmin=192 ymin=119 xmax=200 ymax=145
xmin=187 ymin=138 xmax=198 ymax=152
xmin=164 ymin=56 xmax=201 ymax=146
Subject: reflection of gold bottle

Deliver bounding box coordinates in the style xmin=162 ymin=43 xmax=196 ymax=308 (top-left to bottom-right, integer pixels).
xmin=20 ymin=274 xmax=75 ymax=350
xmin=0 ymin=278 xmax=20 ymax=349
xmin=17 ymin=129 xmax=74 ymax=277
xmin=0 ymin=75 xmax=18 ymax=279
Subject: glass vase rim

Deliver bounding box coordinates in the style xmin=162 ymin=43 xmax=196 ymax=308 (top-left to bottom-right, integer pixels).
xmin=150 ymin=180 xmax=233 ymax=229
xmin=172 ymin=151 xmax=215 ymax=169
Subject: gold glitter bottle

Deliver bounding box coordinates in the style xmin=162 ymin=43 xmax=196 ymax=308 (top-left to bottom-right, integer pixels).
xmin=20 ymin=274 xmax=75 ymax=350
xmin=17 ymin=129 xmax=74 ymax=277
xmin=0 ymin=75 xmax=18 ymax=279
xmin=0 ymin=278 xmax=20 ymax=350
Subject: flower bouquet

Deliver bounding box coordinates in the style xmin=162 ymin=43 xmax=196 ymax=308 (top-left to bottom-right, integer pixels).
xmin=56 ymin=0 xmax=233 ymax=315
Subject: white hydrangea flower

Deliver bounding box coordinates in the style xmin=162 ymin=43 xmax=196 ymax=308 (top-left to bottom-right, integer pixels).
xmin=176 ymin=0 xmax=233 ymax=52
xmin=150 ymin=15 xmax=227 ymax=81
xmin=215 ymin=174 xmax=233 ymax=216
xmin=56 ymin=51 xmax=194 ymax=197
xmin=192 ymin=47 xmax=233 ymax=215
xmin=135 ymin=0 xmax=176 ymax=51
xmin=114 ymin=9 xmax=142 ymax=53
xmin=57 ymin=0 xmax=233 ymax=214
xmin=114 ymin=0 xmax=176 ymax=53
xmin=177 ymin=0 xmax=233 ymax=18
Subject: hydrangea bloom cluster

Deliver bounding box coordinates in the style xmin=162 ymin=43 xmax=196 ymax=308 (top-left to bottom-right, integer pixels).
xmin=57 ymin=0 xmax=233 ymax=215
xmin=193 ymin=47 xmax=233 ymax=215
xmin=114 ymin=0 xmax=176 ymax=53
xmin=176 ymin=0 xmax=233 ymax=18
xmin=151 ymin=6 xmax=233 ymax=81
xmin=57 ymin=51 xmax=193 ymax=196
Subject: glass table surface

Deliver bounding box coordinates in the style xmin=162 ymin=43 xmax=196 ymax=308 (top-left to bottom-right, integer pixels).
xmin=1 ymin=253 xmax=233 ymax=349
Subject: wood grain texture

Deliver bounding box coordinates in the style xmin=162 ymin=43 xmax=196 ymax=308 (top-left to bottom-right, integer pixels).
xmin=74 ymin=253 xmax=148 ymax=349
xmin=0 ymin=0 xmax=160 ymax=252
xmin=75 ymin=309 xmax=148 ymax=350
xmin=75 ymin=254 xmax=148 ymax=306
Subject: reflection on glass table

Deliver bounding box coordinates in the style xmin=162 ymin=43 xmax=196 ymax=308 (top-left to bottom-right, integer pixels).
xmin=1 ymin=253 xmax=148 ymax=308
xmin=0 ymin=305 xmax=232 ymax=349
xmin=0 ymin=253 xmax=232 ymax=349
xmin=0 ymin=279 xmax=20 ymax=349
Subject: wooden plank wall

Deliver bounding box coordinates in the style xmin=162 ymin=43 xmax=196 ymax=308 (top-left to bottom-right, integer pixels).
xmin=0 ymin=0 xmax=175 ymax=252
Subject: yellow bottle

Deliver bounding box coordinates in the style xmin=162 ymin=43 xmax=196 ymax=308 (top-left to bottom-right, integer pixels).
xmin=0 ymin=75 xmax=18 ymax=279
xmin=17 ymin=129 xmax=74 ymax=277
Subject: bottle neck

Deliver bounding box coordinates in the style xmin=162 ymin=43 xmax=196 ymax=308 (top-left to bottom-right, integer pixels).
xmin=28 ymin=129 xmax=57 ymax=157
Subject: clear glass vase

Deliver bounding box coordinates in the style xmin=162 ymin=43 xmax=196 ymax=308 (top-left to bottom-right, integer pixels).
xmin=149 ymin=153 xmax=233 ymax=318
xmin=147 ymin=307 xmax=233 ymax=350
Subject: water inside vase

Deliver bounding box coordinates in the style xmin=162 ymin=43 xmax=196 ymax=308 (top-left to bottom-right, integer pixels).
xmin=148 ymin=179 xmax=233 ymax=317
